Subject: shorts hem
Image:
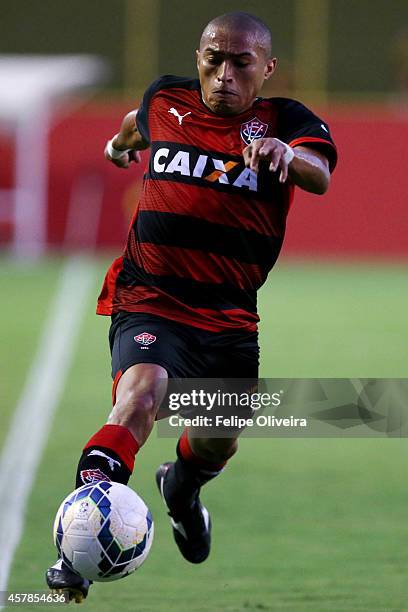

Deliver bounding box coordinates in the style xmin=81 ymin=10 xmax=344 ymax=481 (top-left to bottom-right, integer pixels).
xmin=113 ymin=357 xmax=174 ymax=382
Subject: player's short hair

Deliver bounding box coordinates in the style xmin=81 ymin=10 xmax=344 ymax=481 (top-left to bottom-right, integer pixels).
xmin=200 ymin=12 xmax=273 ymax=58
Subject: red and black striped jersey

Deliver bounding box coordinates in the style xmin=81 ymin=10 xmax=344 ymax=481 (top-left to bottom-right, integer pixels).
xmin=97 ymin=75 xmax=337 ymax=332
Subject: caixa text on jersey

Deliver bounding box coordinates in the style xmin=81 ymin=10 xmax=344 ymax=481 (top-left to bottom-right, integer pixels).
xmin=150 ymin=144 xmax=258 ymax=192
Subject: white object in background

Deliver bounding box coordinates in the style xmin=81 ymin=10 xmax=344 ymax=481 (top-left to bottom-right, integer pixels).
xmin=0 ymin=55 xmax=107 ymax=259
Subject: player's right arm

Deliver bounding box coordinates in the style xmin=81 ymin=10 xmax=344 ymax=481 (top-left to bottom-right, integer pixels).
xmin=104 ymin=110 xmax=149 ymax=169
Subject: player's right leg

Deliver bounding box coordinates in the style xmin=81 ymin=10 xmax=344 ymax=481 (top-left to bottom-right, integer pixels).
xmin=46 ymin=315 xmax=183 ymax=602
xmin=47 ymin=362 xmax=167 ymax=600
xmin=46 ymin=362 xmax=167 ymax=601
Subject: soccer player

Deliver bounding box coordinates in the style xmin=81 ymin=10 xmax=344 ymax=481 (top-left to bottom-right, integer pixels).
xmin=46 ymin=11 xmax=337 ymax=601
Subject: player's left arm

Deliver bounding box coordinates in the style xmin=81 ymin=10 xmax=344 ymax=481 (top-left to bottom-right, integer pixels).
xmin=287 ymin=145 xmax=330 ymax=194
xmin=243 ymin=98 xmax=337 ymax=194
xmin=243 ymin=138 xmax=330 ymax=194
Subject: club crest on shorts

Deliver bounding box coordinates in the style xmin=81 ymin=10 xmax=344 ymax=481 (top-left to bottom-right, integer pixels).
xmin=240 ymin=117 xmax=268 ymax=145
xmin=134 ymin=332 xmax=157 ymax=348
xmin=80 ymin=468 xmax=110 ymax=484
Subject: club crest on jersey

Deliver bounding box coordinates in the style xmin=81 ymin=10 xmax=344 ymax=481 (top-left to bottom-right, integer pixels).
xmin=80 ymin=468 xmax=110 ymax=484
xmin=240 ymin=117 xmax=268 ymax=145
xmin=134 ymin=332 xmax=157 ymax=347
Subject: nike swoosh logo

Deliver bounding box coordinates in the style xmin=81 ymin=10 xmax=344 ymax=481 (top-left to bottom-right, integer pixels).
xmin=170 ymin=518 xmax=188 ymax=539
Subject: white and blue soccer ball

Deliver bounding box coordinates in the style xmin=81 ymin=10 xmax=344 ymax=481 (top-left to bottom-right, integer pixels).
xmin=53 ymin=481 xmax=154 ymax=582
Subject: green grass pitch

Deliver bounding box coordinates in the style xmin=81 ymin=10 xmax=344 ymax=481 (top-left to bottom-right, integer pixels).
xmin=1 ymin=257 xmax=407 ymax=611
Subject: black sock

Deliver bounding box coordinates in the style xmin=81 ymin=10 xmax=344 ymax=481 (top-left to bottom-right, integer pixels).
xmin=75 ymin=446 xmax=132 ymax=487
xmin=163 ymin=440 xmax=225 ymax=514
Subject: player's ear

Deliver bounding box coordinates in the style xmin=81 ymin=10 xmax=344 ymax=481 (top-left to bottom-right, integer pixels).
xmin=195 ymin=49 xmax=200 ymax=70
xmin=264 ymin=58 xmax=277 ymax=80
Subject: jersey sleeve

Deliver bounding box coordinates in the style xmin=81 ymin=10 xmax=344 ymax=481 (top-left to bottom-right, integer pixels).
xmin=136 ymin=75 xmax=200 ymax=145
xmin=275 ymin=98 xmax=338 ymax=172
xmin=135 ymin=76 xmax=167 ymax=144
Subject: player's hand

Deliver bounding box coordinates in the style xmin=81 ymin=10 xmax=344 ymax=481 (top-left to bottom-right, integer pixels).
xmin=104 ymin=145 xmax=141 ymax=169
xmin=242 ymin=137 xmax=294 ymax=183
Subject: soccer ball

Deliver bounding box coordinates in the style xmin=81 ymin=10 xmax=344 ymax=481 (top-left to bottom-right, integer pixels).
xmin=53 ymin=481 xmax=154 ymax=582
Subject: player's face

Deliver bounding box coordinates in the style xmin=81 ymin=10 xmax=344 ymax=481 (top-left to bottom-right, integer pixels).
xmin=196 ymin=26 xmax=276 ymax=116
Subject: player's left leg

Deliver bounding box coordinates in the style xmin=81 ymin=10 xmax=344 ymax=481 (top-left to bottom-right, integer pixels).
xmin=156 ymin=326 xmax=259 ymax=563
xmin=156 ymin=430 xmax=238 ymax=563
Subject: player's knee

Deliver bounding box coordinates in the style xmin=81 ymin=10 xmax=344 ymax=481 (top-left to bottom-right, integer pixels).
xmin=110 ymin=364 xmax=167 ymax=428
xmin=109 ymin=389 xmax=156 ymax=431
xmin=191 ymin=437 xmax=238 ymax=463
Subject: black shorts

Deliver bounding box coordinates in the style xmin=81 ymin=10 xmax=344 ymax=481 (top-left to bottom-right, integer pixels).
xmin=109 ymin=311 xmax=259 ymax=383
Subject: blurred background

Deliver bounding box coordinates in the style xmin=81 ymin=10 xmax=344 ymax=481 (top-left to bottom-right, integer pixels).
xmin=1 ymin=0 xmax=408 ymax=258
xmin=1 ymin=2 xmax=408 ymax=610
